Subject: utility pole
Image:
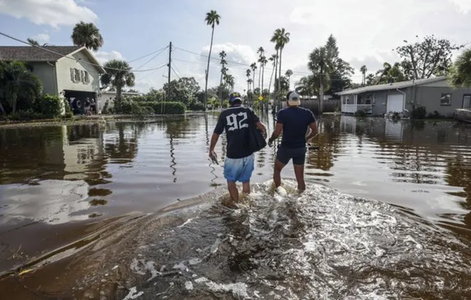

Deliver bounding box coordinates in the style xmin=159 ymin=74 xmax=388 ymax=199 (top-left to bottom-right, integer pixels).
xmin=167 ymin=41 xmax=172 ymax=100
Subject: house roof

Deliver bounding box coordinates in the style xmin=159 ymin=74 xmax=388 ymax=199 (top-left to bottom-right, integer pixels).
xmin=0 ymin=46 xmax=105 ymax=73
xmin=336 ymin=76 xmax=448 ymax=95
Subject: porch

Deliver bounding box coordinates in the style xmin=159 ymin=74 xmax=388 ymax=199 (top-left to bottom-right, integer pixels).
xmin=340 ymin=94 xmax=373 ymax=114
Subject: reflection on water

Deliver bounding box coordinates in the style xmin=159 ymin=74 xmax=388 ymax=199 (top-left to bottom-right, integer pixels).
xmin=1 ymin=115 xmax=471 ymax=295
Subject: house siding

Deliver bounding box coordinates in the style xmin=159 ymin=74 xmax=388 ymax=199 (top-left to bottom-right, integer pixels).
xmin=415 ymin=86 xmax=469 ymax=117
xmin=29 ymin=62 xmax=57 ymax=95
xmin=56 ymin=51 xmax=100 ymax=94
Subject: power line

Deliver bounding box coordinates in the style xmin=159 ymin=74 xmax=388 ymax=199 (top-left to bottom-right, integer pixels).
xmin=134 ymin=46 xmax=168 ymax=70
xmin=128 ymin=45 xmax=168 ymax=63
xmin=0 ymin=31 xmax=165 ymax=73
xmin=171 ymin=66 xmax=181 ymax=79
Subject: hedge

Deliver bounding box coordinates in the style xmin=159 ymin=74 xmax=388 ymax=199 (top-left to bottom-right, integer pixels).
xmin=34 ymin=94 xmax=62 ymax=118
xmin=140 ymin=101 xmax=186 ymax=114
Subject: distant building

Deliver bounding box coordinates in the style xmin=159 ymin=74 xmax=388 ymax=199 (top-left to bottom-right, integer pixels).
xmin=337 ymin=76 xmax=471 ymax=117
xmin=97 ymin=91 xmax=142 ymax=113
xmin=0 ymin=46 xmax=105 ymax=115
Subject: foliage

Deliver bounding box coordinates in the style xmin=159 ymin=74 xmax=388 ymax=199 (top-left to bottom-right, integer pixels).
xmin=71 ymin=21 xmax=104 ymax=51
xmin=34 ymin=94 xmax=62 ymax=118
xmin=27 ymin=38 xmax=40 ymax=46
xmin=354 ymin=110 xmax=367 ymax=118
xmin=188 ymin=101 xmax=204 ymax=111
xmin=163 ymin=77 xmax=201 ymax=105
xmin=325 ymin=35 xmax=354 ymax=96
xmin=101 ymin=60 xmax=135 ymax=112
xmin=271 ymin=28 xmax=290 ymax=97
xmin=448 ymin=48 xmax=471 ymax=88
xmin=274 ymin=76 xmax=290 ymax=95
xmin=411 ymin=106 xmax=427 ymax=119
xmin=394 ymin=35 xmax=463 ymax=79
xmin=6 ymin=109 xmax=48 ymax=121
xmin=140 ymin=102 xmax=186 ymax=114
xmin=0 ymin=61 xmax=42 ymax=114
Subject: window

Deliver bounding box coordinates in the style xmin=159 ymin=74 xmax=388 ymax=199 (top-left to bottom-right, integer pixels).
xmin=74 ymin=69 xmax=81 ymax=82
xmin=84 ymin=71 xmax=90 ymax=84
xmin=463 ymin=95 xmax=471 ymax=109
xmin=440 ymin=93 xmax=451 ymax=106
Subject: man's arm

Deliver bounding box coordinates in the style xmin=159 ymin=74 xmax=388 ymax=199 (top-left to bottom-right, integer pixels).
xmin=209 ymin=133 xmax=219 ymax=157
xmin=305 ymin=122 xmax=318 ymax=143
xmin=268 ymin=123 xmax=283 ymax=146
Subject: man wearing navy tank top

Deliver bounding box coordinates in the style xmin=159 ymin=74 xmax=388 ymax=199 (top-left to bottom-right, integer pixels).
xmin=268 ymin=91 xmax=318 ymax=192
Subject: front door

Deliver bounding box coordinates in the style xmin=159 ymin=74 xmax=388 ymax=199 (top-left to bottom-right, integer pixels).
xmin=463 ymin=95 xmax=471 ymax=109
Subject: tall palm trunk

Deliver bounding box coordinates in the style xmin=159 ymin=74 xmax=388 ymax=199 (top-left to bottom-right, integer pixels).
xmin=252 ymin=72 xmax=256 ymax=107
xmin=219 ymin=72 xmax=223 ymax=107
xmin=204 ymin=26 xmax=215 ymax=111
xmin=116 ymin=85 xmax=123 ymax=112
xmin=258 ymin=66 xmax=262 ymax=95
xmin=278 ymin=48 xmax=283 ymax=96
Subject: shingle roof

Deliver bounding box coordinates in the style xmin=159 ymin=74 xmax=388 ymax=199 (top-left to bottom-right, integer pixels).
xmin=337 ymin=76 xmax=448 ymax=95
xmin=0 ymin=46 xmax=81 ymax=62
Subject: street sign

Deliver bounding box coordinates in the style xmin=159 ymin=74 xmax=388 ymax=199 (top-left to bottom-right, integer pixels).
xmin=259 ymin=96 xmax=264 ymax=101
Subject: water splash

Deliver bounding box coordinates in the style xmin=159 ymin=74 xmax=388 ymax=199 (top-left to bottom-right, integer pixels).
xmin=83 ymin=181 xmax=471 ymax=299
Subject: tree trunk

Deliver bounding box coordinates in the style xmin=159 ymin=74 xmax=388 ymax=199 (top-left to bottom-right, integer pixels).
xmin=219 ymin=72 xmax=223 ymax=107
xmin=278 ymin=48 xmax=283 ymax=111
xmin=252 ymin=73 xmax=256 ymax=107
xmin=319 ymin=81 xmax=324 ymax=115
xmin=258 ymin=65 xmax=262 ymax=95
xmin=0 ymin=100 xmax=5 ymax=116
xmin=204 ymin=26 xmax=215 ymax=111
xmin=117 ymin=85 xmax=122 ymax=113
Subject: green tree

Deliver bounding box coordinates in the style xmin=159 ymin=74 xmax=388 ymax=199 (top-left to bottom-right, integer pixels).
xmin=395 ymin=35 xmax=463 ymax=79
xmin=163 ymin=77 xmax=200 ymax=105
xmin=246 ymin=69 xmax=251 ymax=94
xmin=285 ymin=69 xmax=293 ymax=88
xmin=268 ymin=54 xmax=277 ymax=96
xmin=203 ymin=10 xmax=221 ymax=111
xmin=71 ymin=22 xmax=104 ymax=51
xmin=250 ymin=62 xmax=257 ymax=102
xmin=274 ymin=76 xmax=290 ymax=95
xmin=0 ymin=61 xmax=42 ymax=114
xmin=360 ymin=65 xmax=367 ymax=85
xmin=224 ymin=73 xmax=234 ymax=91
xmin=324 ymin=35 xmax=353 ymax=96
xmin=449 ymin=48 xmax=471 ymax=88
xmin=100 ymin=60 xmax=135 ymax=111
xmin=271 ymin=28 xmax=290 ymax=98
xmin=219 ymin=51 xmax=227 ymax=104
xmin=257 ymin=47 xmax=265 ymax=93
xmin=308 ymin=46 xmax=334 ymax=113
xmin=295 ymin=75 xmax=316 ymax=97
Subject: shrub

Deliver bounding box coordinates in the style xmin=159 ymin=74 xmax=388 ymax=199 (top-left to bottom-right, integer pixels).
xmin=141 ymin=102 xmax=186 ymax=114
xmin=188 ymin=101 xmax=204 ymax=111
xmin=34 ymin=94 xmax=62 ymax=118
xmin=411 ymin=106 xmax=427 ymax=119
xmin=427 ymin=110 xmax=442 ymax=119
xmin=354 ymin=110 xmax=367 ymax=118
xmin=8 ymin=109 xmax=47 ymax=121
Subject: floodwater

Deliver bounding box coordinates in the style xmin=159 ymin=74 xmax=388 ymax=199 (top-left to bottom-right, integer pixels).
xmin=1 ymin=114 xmax=471 ymax=299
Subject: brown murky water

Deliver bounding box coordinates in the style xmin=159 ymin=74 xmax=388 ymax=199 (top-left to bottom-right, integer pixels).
xmin=1 ymin=114 xmax=471 ymax=299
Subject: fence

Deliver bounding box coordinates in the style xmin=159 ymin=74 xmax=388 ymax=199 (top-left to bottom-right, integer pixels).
xmin=281 ymin=99 xmax=341 ymax=114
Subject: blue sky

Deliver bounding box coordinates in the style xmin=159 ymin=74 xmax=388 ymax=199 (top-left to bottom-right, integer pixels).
xmin=1 ymin=0 xmax=471 ymax=92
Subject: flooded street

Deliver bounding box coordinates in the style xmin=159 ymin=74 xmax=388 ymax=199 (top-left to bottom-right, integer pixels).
xmin=1 ymin=114 xmax=471 ymax=299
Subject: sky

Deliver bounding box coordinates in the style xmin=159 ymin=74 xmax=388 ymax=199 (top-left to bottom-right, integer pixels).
xmin=0 ymin=0 xmax=470 ymax=93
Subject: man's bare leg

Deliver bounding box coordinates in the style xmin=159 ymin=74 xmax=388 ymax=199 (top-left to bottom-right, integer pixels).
xmin=242 ymin=182 xmax=250 ymax=194
xmin=293 ymin=164 xmax=306 ymax=192
xmin=227 ymin=181 xmax=239 ymax=202
xmin=274 ymin=160 xmax=286 ymax=188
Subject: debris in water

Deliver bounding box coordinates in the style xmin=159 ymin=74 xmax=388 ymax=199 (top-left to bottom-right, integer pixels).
xmin=185 ymin=281 xmax=194 ymax=290
xmin=122 ymin=287 xmax=143 ymax=300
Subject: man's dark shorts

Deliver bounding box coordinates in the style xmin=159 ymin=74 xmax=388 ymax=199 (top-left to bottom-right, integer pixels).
xmin=276 ymin=146 xmax=306 ymax=165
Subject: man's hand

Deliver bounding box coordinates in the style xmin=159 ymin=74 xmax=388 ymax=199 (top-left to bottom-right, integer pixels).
xmin=209 ymin=150 xmax=218 ymax=164
xmin=268 ymin=137 xmax=274 ymax=147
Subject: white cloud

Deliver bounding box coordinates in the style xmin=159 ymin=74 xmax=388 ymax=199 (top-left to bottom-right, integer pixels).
xmin=94 ymin=50 xmax=124 ymax=64
xmin=0 ymin=0 xmax=98 ymax=28
xmin=32 ymin=33 xmax=50 ymax=44
xmin=448 ymin=0 xmax=471 ymax=13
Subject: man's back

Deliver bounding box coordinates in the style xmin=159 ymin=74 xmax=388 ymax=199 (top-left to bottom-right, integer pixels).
xmin=277 ymin=107 xmax=316 ymax=148
xmin=214 ymin=106 xmax=259 ymax=159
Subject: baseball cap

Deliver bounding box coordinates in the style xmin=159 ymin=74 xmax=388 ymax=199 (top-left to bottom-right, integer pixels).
xmin=287 ymin=91 xmax=301 ymax=106
xmin=229 ymin=92 xmax=242 ymax=103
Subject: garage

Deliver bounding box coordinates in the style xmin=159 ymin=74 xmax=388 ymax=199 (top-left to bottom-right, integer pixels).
xmin=387 ymin=94 xmax=405 ymax=113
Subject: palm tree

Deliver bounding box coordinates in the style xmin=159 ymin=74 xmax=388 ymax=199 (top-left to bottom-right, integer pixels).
xmin=271 ymin=28 xmax=290 ymax=96
xmin=308 ymin=46 xmax=334 ymax=113
xmin=219 ymin=51 xmax=227 ymax=104
xmin=257 ymin=47 xmax=265 ymax=93
xmin=27 ymin=38 xmax=39 ymax=46
xmin=203 ymin=10 xmax=221 ymax=111
xmin=250 ymin=62 xmax=257 ymax=105
xmin=100 ymin=60 xmax=135 ymax=112
xmin=0 ymin=61 xmax=42 ymax=114
xmin=449 ymin=48 xmax=471 ymax=88
xmin=71 ymin=22 xmax=104 ymax=51
xmin=295 ymin=75 xmax=315 ymax=97
xmin=285 ymin=69 xmax=293 ymax=89
xmin=224 ymin=73 xmax=234 ymax=91
xmin=246 ymin=69 xmax=251 ymax=91
xmin=360 ymin=65 xmax=367 ymax=85
xmin=247 ymin=78 xmax=253 ymax=95
xmin=268 ymin=54 xmax=277 ymax=96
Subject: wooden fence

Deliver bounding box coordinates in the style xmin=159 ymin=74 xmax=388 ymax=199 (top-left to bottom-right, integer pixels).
xmin=280 ymin=99 xmax=341 ymax=113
